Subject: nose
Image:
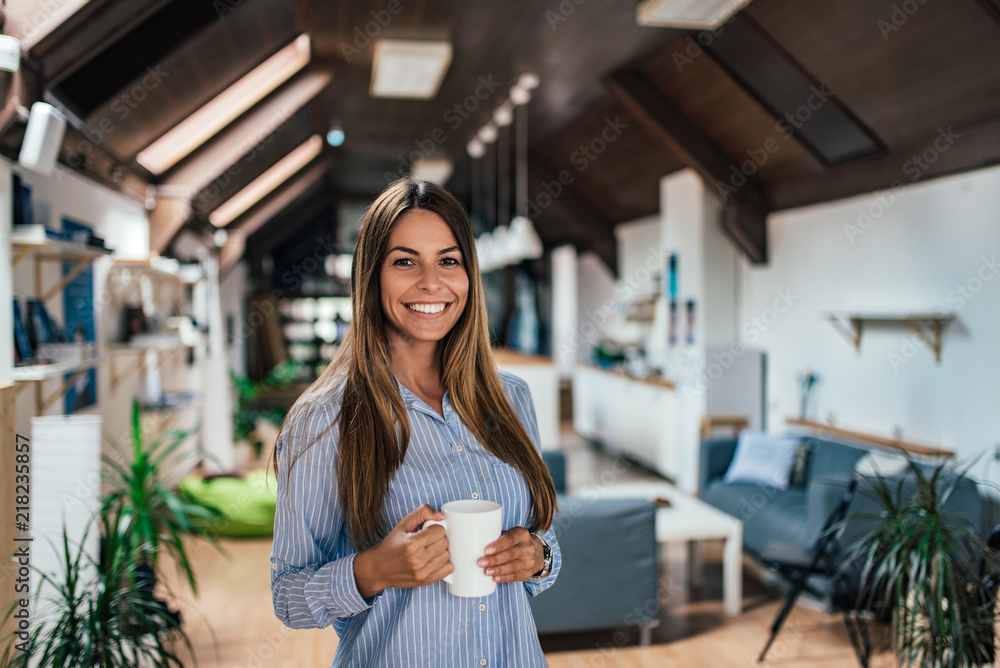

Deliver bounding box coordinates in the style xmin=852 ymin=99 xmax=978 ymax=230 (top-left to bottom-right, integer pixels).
xmin=416 ymin=262 xmax=442 ymax=291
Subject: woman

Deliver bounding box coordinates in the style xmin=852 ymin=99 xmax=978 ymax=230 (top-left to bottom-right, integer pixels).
xmin=270 ymin=178 xmax=560 ymax=667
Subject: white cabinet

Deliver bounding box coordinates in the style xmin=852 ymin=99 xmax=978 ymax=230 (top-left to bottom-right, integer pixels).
xmin=496 ymin=353 xmax=560 ymax=451
xmin=573 ymin=364 xmax=679 ymax=480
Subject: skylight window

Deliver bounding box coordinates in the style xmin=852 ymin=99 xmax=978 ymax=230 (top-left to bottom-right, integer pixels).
xmin=209 ymin=134 xmax=323 ymax=227
xmin=137 ymin=34 xmax=311 ymax=174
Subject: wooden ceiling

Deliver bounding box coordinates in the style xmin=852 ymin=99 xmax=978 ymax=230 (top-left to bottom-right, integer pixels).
xmin=7 ymin=0 xmax=1000 ymax=273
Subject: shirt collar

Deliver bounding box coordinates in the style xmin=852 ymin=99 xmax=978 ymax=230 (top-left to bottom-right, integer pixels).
xmin=394 ymin=376 xmax=450 ymax=422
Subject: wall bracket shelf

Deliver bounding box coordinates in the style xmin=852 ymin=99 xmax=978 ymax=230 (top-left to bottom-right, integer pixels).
xmin=786 ymin=417 xmax=954 ymax=458
xmin=13 ymin=357 xmax=106 ymax=413
xmin=825 ymin=312 xmax=956 ymax=363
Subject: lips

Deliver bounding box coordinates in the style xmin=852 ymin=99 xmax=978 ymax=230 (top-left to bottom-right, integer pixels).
xmin=405 ymin=302 xmax=450 ymax=314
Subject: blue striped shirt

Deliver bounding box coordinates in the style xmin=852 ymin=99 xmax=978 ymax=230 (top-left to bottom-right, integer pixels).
xmin=271 ymin=370 xmax=561 ymax=667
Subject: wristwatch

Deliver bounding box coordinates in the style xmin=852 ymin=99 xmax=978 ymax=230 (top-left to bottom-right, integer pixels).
xmin=530 ymin=533 xmax=553 ymax=580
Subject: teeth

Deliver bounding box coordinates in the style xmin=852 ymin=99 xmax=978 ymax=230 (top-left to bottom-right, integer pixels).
xmin=407 ymin=303 xmax=446 ymax=314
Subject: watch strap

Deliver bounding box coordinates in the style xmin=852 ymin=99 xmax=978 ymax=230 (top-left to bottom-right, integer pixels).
xmin=529 ymin=533 xmax=553 ymax=580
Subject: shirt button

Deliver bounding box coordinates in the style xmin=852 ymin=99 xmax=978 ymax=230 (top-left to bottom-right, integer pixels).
xmin=272 ymin=563 xmax=277 ymax=569
xmin=480 ymin=660 xmax=487 ymax=666
xmin=445 ymin=406 xmax=452 ymax=411
xmin=479 ymin=603 xmax=486 ymax=611
xmin=471 ymin=492 xmax=479 ymax=499
xmin=456 ymin=445 xmax=463 ymax=452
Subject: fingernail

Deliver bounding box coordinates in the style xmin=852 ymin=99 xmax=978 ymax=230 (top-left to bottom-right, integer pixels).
xmin=493 ymin=576 xmax=500 ymax=582
xmin=485 ymin=546 xmax=495 ymax=555
xmin=477 ymin=558 xmax=487 ymax=567
xmin=485 ymin=568 xmax=494 ymax=575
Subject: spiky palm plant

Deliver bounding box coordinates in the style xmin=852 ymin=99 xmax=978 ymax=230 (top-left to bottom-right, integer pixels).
xmin=1 ymin=506 xmax=195 ymax=667
xmin=102 ymin=399 xmax=221 ymax=593
xmin=845 ymin=457 xmax=998 ymax=667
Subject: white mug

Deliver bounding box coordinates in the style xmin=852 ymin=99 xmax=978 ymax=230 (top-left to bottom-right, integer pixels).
xmin=424 ymin=499 xmax=502 ymax=597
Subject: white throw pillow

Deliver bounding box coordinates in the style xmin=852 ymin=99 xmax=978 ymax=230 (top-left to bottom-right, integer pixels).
xmin=723 ymin=432 xmax=802 ymax=490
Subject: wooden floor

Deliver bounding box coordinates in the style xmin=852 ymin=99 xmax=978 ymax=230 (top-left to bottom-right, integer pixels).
xmin=160 ymin=534 xmax=893 ymax=667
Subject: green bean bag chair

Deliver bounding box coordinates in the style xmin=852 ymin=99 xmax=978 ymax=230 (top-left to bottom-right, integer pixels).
xmin=178 ymin=469 xmax=277 ymax=538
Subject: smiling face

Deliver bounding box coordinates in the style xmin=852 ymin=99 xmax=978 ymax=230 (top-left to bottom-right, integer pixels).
xmin=380 ymin=208 xmax=470 ymax=352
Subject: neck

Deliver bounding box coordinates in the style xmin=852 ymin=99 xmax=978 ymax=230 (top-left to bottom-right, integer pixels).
xmin=387 ymin=336 xmax=445 ymax=392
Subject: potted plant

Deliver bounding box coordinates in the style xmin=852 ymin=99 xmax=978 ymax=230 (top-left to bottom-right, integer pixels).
xmin=102 ymin=400 xmax=221 ymax=600
xmin=231 ymin=359 xmax=305 ymax=458
xmin=1 ymin=504 xmax=195 ymax=667
xmin=843 ymin=456 xmax=999 ymax=667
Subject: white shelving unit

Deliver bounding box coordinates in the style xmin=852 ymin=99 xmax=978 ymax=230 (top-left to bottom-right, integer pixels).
xmin=12 ymin=225 xmax=112 ymax=413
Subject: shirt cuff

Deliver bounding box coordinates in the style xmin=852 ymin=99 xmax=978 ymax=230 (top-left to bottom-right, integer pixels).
xmin=304 ymin=553 xmax=380 ymax=619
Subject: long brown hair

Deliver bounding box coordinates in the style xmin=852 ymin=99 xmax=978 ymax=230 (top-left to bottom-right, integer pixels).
xmin=273 ymin=178 xmax=557 ymax=549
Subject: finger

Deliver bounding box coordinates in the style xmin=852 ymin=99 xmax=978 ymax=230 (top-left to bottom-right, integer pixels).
xmin=420 ymin=528 xmax=449 ymax=554
xmin=478 ymin=543 xmax=523 ymax=569
xmin=485 ymin=527 xmax=527 ymax=556
xmin=425 ymin=548 xmax=452 ymax=577
xmin=492 ymin=568 xmax=530 ymax=583
xmin=400 ymin=503 xmax=445 ymax=533
xmin=418 ymin=523 xmax=447 ymax=544
xmin=427 ymin=557 xmax=454 ymax=583
xmin=408 ymin=525 xmax=447 ymax=555
xmin=485 ymin=552 xmax=533 ymax=577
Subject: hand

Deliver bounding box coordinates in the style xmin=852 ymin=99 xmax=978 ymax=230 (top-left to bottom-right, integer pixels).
xmin=477 ymin=527 xmax=543 ymax=583
xmin=353 ymin=504 xmax=452 ymax=598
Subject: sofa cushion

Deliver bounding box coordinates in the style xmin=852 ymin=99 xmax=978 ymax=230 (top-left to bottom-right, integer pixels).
xmin=701 ymin=480 xmax=811 ymax=556
xmin=530 ymin=495 xmax=657 ymax=634
xmin=542 ymin=450 xmax=567 ymax=495
xmin=800 ymin=437 xmax=868 ymax=481
xmin=724 ymin=432 xmax=801 ymax=490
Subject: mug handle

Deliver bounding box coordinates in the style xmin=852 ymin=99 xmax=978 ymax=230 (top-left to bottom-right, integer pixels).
xmin=422 ymin=519 xmax=452 ymax=584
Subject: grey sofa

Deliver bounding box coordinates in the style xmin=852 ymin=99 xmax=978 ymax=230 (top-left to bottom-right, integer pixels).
xmin=699 ymin=435 xmax=985 ymax=571
xmin=528 ymin=451 xmax=660 ymax=644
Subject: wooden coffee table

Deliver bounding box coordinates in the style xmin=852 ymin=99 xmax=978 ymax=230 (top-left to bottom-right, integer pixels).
xmin=590 ymin=481 xmax=744 ymax=616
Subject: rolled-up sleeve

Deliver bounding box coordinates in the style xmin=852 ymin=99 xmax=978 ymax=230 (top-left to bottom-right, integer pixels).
xmin=503 ymin=375 xmax=562 ymax=598
xmin=270 ymin=397 xmax=378 ymax=628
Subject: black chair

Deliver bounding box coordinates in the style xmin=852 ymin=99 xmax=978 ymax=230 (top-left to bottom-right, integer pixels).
xmin=757 ymin=478 xmax=860 ymax=664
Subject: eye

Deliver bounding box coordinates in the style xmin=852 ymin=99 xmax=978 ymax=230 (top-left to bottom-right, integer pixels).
xmin=441 ymin=256 xmax=461 ymax=266
xmin=391 ymin=257 xmax=414 ymax=266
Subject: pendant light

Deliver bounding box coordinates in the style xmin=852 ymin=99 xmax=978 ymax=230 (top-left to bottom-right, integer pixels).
xmin=511 ymin=73 xmax=543 ymax=260
xmin=468 ymin=138 xmax=494 ymax=271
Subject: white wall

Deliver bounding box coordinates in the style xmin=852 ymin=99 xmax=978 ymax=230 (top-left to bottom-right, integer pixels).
xmin=741 ymin=163 xmax=1000 ymax=479
xmin=221 ymin=259 xmax=250 ymax=378
xmin=574 ymin=250 xmax=616 ymax=363
xmin=550 ymin=245 xmax=578 ymax=379
xmin=16 ymin=164 xmax=149 ymax=259
xmin=615 ymin=215 xmax=660 ymax=280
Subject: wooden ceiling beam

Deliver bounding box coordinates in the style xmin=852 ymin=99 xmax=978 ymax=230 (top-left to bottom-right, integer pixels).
xmin=604 ymin=69 xmax=768 ymax=263
xmin=529 ymin=159 xmax=618 ymax=274
xmin=766 ymin=117 xmax=1000 ymax=211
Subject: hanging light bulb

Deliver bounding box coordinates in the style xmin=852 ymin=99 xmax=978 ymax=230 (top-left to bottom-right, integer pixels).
xmin=478 ymin=122 xmax=498 ymax=144
xmin=517 ymin=72 xmax=540 ymax=91
xmin=509 ymin=85 xmax=531 ymax=106
xmin=467 ymin=138 xmax=485 ymax=158
xmin=493 ymin=101 xmax=514 ymax=127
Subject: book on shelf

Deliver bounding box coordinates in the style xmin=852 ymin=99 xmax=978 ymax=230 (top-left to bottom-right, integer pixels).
xmin=27 ymin=298 xmax=64 ymax=345
xmin=12 ymin=299 xmax=33 ymax=362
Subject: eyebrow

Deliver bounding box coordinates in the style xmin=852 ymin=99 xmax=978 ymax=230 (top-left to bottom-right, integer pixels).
xmin=386 ymin=245 xmax=461 ymax=255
